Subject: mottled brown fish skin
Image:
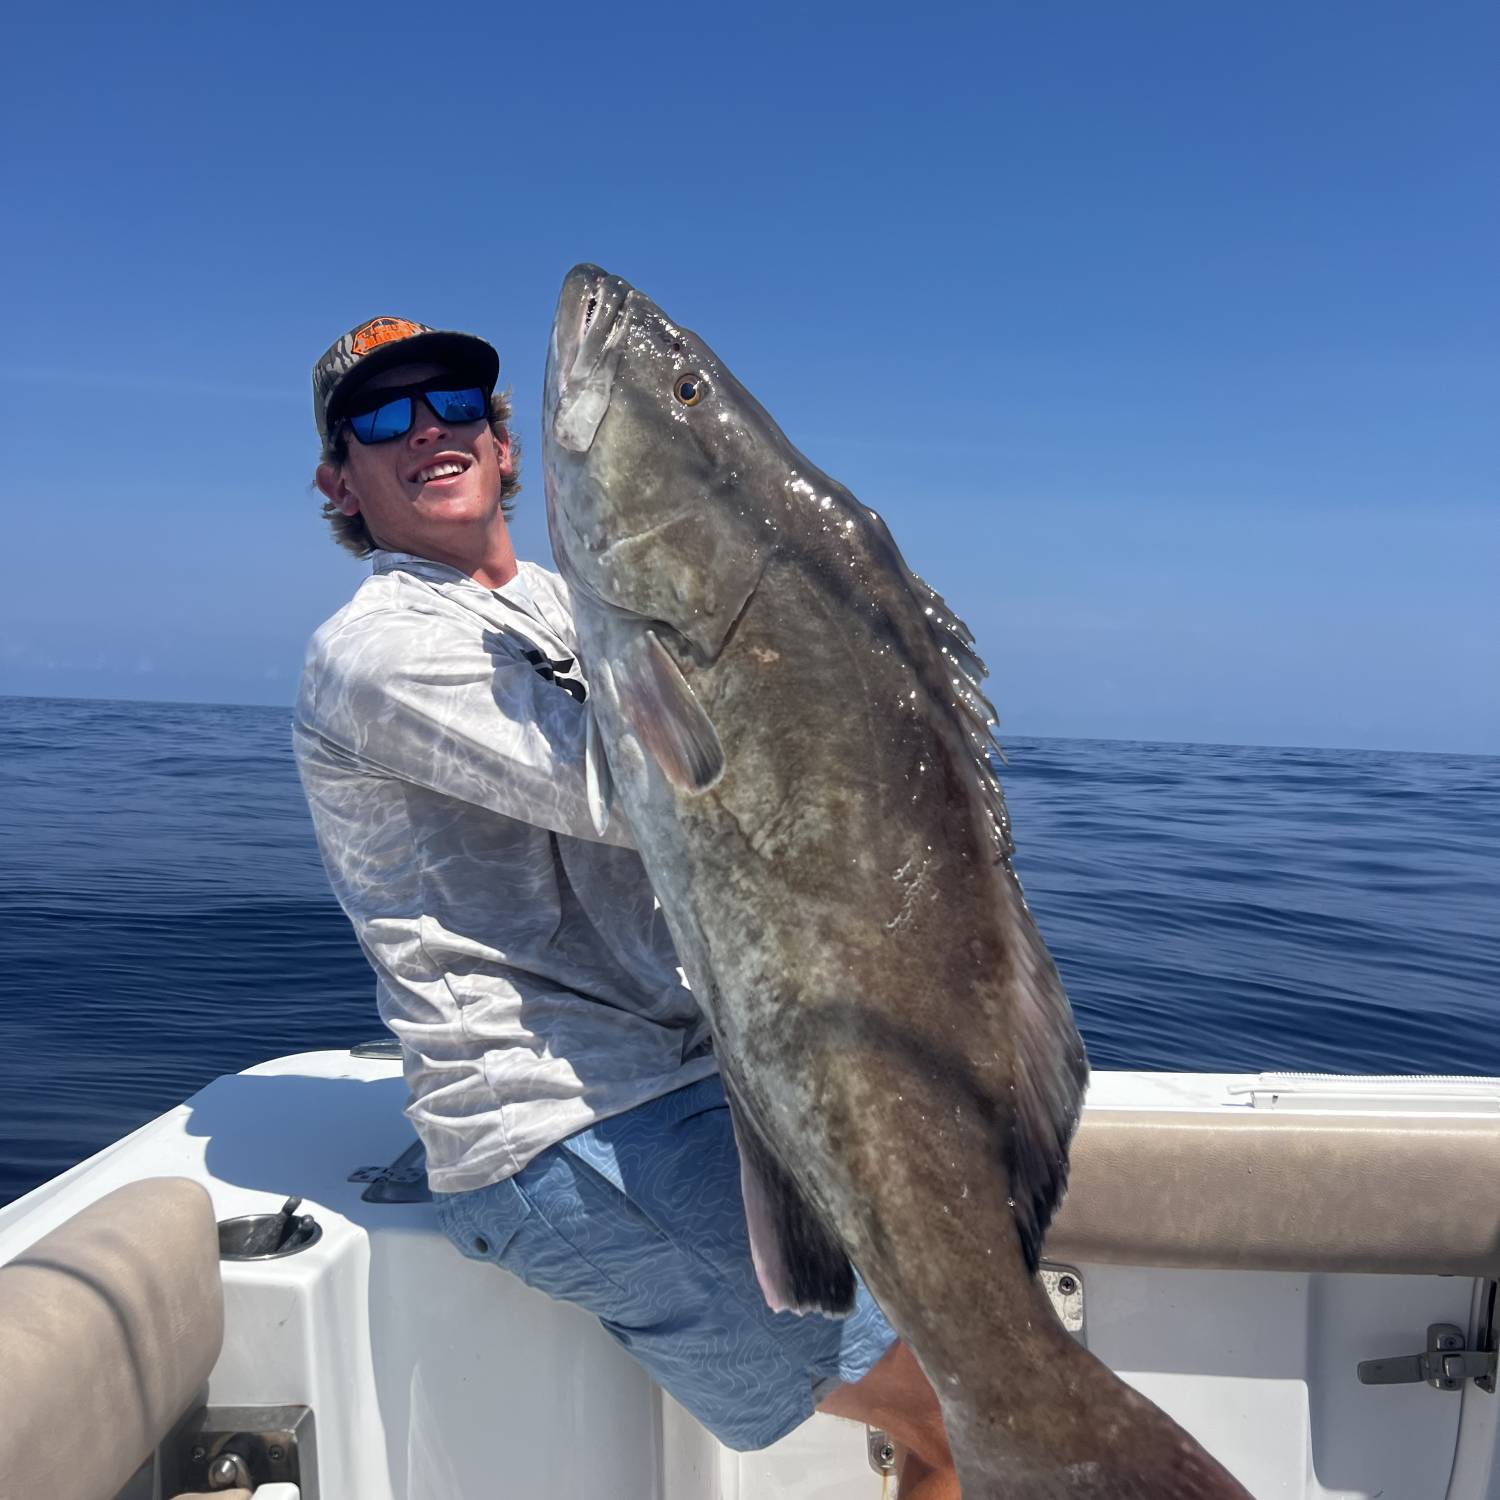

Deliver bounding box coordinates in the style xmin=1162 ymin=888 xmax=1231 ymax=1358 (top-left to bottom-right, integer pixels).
xmin=543 ymin=264 xmax=1253 ymax=1500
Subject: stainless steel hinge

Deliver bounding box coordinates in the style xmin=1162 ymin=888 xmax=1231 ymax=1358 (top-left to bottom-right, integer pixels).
xmin=867 ymin=1428 xmax=897 ymax=1475
xmin=160 ymin=1404 xmax=317 ymax=1497
xmin=1039 ymin=1261 xmax=1086 ymax=1344
xmin=349 ymin=1140 xmax=432 ymax=1202
xmin=1357 ymin=1323 xmax=1498 ymax=1393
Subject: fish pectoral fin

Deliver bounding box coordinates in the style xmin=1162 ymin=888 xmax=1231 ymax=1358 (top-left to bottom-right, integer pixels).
xmin=617 ymin=630 xmax=725 ymax=794
xmin=722 ymin=1070 xmax=855 ymax=1317
xmin=584 ymin=705 xmax=615 ymax=835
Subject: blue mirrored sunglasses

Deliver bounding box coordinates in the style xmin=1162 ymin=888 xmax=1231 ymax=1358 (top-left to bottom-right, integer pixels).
xmin=341 ymin=380 xmax=490 ymax=445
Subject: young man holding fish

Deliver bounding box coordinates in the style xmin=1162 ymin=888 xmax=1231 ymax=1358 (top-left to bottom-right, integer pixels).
xmin=295 ymin=315 xmax=959 ymax=1497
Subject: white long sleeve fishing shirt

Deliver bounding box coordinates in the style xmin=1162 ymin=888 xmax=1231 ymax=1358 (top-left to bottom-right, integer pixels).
xmin=293 ymin=550 xmax=717 ymax=1194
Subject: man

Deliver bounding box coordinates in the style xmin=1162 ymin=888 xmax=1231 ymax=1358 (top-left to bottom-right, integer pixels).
xmin=295 ymin=315 xmax=958 ymax=1496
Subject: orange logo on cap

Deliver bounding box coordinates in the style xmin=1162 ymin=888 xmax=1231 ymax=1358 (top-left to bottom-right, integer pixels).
xmin=351 ymin=317 xmax=425 ymax=356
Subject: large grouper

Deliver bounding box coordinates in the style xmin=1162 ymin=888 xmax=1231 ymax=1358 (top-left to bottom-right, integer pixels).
xmin=541 ymin=264 xmax=1252 ymax=1500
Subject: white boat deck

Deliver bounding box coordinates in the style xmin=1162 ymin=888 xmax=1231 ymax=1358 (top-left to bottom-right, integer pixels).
xmin=2 ymin=1052 xmax=1498 ymax=1499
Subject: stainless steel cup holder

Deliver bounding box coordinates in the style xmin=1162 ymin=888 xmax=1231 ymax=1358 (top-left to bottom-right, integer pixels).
xmin=218 ymin=1196 xmax=322 ymax=1260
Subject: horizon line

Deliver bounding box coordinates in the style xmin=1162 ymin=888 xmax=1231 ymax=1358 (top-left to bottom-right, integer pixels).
xmin=2 ymin=689 xmax=1493 ymax=762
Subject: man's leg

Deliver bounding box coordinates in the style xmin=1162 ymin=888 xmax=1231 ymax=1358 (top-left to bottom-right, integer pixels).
xmin=439 ymin=1082 xmax=958 ymax=1485
xmin=818 ymin=1338 xmax=959 ymax=1499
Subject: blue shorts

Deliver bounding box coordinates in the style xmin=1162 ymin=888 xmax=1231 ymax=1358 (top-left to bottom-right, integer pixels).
xmin=435 ymin=1074 xmax=898 ymax=1450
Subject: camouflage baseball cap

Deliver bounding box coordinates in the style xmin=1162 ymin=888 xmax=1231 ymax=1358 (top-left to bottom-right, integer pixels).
xmin=312 ymin=315 xmax=500 ymax=442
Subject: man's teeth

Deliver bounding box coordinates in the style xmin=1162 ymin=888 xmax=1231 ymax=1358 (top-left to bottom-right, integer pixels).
xmin=417 ymin=462 xmax=465 ymax=482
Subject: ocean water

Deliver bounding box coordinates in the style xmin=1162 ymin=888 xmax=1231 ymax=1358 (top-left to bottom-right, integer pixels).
xmin=1 ymin=693 xmax=1495 ymax=1208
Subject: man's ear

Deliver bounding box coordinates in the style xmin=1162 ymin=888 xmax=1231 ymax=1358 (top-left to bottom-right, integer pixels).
xmin=495 ymin=427 xmax=515 ymax=481
xmin=316 ymin=462 xmax=361 ymax=517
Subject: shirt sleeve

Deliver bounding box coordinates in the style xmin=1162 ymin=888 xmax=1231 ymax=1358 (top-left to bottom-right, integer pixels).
xmin=301 ymin=601 xmax=634 ymax=848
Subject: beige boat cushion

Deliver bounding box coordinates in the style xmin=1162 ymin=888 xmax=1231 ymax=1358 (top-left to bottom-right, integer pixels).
xmin=1048 ymin=1109 xmax=1500 ymax=1276
xmin=0 ymin=1177 xmax=224 ymax=1500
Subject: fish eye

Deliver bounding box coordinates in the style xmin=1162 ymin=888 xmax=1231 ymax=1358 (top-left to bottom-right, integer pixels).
xmin=674 ymin=373 xmax=704 ymax=407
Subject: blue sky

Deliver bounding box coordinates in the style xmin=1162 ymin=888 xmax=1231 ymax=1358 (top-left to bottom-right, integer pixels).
xmin=1 ymin=1 xmax=1494 ymax=752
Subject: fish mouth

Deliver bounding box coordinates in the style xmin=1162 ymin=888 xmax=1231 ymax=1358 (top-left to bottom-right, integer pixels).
xmin=552 ymin=267 xmax=633 ymax=411
xmin=558 ymin=264 xmax=630 ymax=374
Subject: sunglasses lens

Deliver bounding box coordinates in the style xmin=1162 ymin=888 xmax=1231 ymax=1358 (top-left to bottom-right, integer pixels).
xmin=349 ymin=396 xmax=414 ymax=444
xmin=427 ymin=388 xmax=487 ymax=423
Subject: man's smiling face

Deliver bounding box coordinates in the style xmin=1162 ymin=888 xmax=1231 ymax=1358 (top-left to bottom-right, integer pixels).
xmin=318 ymin=360 xmax=513 ymax=560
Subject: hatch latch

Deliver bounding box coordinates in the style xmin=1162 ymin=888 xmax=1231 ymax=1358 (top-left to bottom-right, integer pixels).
xmin=1357 ymin=1323 xmax=1497 ymax=1393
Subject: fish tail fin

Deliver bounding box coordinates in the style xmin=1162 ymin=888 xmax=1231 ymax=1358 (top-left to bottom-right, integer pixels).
xmin=948 ymin=1314 xmax=1255 ymax=1500
xmin=721 ymin=1070 xmax=855 ymax=1316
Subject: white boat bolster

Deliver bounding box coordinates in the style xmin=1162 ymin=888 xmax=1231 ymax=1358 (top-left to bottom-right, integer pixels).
xmin=1048 ymin=1108 xmax=1500 ymax=1276
xmin=0 ymin=1176 xmax=224 ymax=1500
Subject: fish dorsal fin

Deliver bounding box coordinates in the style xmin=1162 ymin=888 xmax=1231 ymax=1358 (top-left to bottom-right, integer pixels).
xmin=1001 ymin=881 xmax=1089 ymax=1270
xmin=616 ymin=629 xmax=725 ymax=794
xmin=911 ymin=569 xmax=1088 ymax=1267
xmin=861 ymin=511 xmax=1086 ymax=1268
xmin=911 ymin=564 xmax=1087 ymax=1267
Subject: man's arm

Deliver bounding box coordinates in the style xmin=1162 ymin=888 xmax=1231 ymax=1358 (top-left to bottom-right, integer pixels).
xmin=299 ymin=604 xmax=631 ymax=847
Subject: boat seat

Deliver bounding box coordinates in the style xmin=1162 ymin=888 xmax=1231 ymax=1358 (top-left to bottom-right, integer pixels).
xmin=0 ymin=1177 xmax=224 ymax=1500
xmin=1049 ymin=1108 xmax=1500 ymax=1276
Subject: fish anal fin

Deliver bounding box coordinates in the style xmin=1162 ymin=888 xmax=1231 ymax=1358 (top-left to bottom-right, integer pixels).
xmin=722 ymin=1072 xmax=855 ymax=1317
xmin=617 ymin=630 xmax=725 ymax=794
